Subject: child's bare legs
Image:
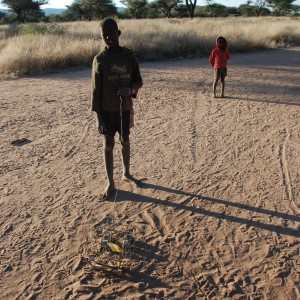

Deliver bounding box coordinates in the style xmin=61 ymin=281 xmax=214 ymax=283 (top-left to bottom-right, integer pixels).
xmin=120 ymin=135 xmax=140 ymax=187
xmin=213 ymin=79 xmax=218 ymax=98
xmin=221 ymin=79 xmax=225 ymax=97
xmin=213 ymin=70 xmax=220 ymax=98
xmin=103 ymin=134 xmax=115 ymax=199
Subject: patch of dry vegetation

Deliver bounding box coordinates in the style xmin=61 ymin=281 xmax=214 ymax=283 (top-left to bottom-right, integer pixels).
xmin=0 ymin=17 xmax=299 ymax=77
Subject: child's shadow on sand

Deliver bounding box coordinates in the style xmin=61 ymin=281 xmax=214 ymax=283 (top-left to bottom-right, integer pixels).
xmin=115 ymin=180 xmax=300 ymax=238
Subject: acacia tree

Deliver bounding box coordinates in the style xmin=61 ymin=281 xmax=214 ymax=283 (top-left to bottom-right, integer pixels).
xmin=268 ymin=0 xmax=295 ymax=15
xmin=94 ymin=0 xmax=117 ymax=19
xmin=251 ymin=0 xmax=268 ymax=15
xmin=204 ymin=2 xmax=228 ymax=16
xmin=185 ymin=0 xmax=197 ymax=18
xmin=238 ymin=1 xmax=255 ymax=16
xmin=1 ymin=0 xmax=48 ymax=22
xmin=120 ymin=0 xmax=148 ymax=18
xmin=151 ymin=0 xmax=182 ymax=18
xmin=205 ymin=0 xmax=217 ymax=17
xmin=290 ymin=4 xmax=300 ymax=15
xmin=66 ymin=0 xmax=85 ymax=20
xmin=69 ymin=0 xmax=117 ymax=21
xmin=174 ymin=3 xmax=189 ymax=17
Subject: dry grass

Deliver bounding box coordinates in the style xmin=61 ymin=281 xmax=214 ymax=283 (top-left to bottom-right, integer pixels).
xmin=0 ymin=17 xmax=299 ymax=77
xmin=0 ymin=34 xmax=98 ymax=76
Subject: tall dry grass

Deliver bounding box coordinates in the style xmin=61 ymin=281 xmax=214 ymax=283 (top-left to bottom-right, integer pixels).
xmin=0 ymin=17 xmax=299 ymax=76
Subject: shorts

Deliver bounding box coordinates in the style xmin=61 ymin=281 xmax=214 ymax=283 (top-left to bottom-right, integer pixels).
xmin=101 ymin=111 xmax=131 ymax=136
xmin=214 ymin=67 xmax=227 ymax=81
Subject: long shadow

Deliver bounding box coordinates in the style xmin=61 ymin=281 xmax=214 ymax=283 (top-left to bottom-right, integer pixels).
xmin=223 ymin=95 xmax=300 ymax=106
xmin=113 ymin=183 xmax=300 ymax=238
xmin=141 ymin=182 xmax=300 ymax=223
xmin=221 ymin=95 xmax=300 ymax=106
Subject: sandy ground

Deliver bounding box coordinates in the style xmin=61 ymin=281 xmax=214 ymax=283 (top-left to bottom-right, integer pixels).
xmin=0 ymin=47 xmax=299 ymax=300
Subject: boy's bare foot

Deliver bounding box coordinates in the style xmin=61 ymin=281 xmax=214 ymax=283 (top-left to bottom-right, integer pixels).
xmin=221 ymin=94 xmax=225 ymax=98
xmin=102 ymin=183 xmax=115 ymax=200
xmin=213 ymin=94 xmax=217 ymax=98
xmin=122 ymin=174 xmax=141 ymax=188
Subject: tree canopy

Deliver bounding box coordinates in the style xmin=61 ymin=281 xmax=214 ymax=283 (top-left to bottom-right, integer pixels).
xmin=120 ymin=0 xmax=148 ymax=18
xmin=65 ymin=0 xmax=117 ymax=21
xmin=1 ymin=0 xmax=48 ymax=22
xmin=267 ymin=0 xmax=295 ymax=15
xmin=151 ymin=0 xmax=182 ymax=18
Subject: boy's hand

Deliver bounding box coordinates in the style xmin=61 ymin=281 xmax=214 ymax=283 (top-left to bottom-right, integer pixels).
xmin=97 ymin=114 xmax=106 ymax=135
xmin=98 ymin=124 xmax=106 ymax=135
xmin=117 ymin=87 xmax=132 ymax=97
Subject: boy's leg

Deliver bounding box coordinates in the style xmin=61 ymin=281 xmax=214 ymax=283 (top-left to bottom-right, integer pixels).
xmin=120 ymin=134 xmax=130 ymax=178
xmin=120 ymin=134 xmax=140 ymax=187
xmin=103 ymin=134 xmax=115 ymax=199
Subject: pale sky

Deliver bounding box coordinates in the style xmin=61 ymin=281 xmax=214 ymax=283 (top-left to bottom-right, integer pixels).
xmin=1 ymin=0 xmax=299 ymax=9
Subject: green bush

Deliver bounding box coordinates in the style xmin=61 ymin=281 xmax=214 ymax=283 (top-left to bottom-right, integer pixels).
xmin=19 ymin=23 xmax=48 ymax=34
xmin=13 ymin=23 xmax=66 ymax=35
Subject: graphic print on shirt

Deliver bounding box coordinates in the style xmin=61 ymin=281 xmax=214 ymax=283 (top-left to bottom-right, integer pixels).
xmin=108 ymin=64 xmax=130 ymax=81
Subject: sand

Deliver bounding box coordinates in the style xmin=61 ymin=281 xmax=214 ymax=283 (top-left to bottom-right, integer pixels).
xmin=0 ymin=47 xmax=299 ymax=300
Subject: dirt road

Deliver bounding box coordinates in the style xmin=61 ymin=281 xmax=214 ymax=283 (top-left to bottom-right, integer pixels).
xmin=1 ymin=47 xmax=299 ymax=299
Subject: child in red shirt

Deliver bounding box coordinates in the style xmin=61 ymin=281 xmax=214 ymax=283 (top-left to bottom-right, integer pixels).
xmin=209 ymin=36 xmax=230 ymax=98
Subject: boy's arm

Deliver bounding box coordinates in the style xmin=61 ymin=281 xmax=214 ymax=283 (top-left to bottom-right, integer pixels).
xmin=209 ymin=51 xmax=215 ymax=67
xmin=131 ymin=53 xmax=143 ymax=98
xmin=91 ymin=57 xmax=102 ymax=113
xmin=91 ymin=57 xmax=105 ymax=133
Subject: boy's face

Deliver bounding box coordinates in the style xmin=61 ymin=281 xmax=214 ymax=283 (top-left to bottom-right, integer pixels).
xmin=101 ymin=24 xmax=120 ymax=50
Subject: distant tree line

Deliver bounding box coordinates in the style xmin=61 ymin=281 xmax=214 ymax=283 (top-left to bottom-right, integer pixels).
xmin=0 ymin=0 xmax=299 ymax=24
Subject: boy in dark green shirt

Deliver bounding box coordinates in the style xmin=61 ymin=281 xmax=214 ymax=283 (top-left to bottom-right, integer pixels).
xmin=91 ymin=18 xmax=143 ymax=199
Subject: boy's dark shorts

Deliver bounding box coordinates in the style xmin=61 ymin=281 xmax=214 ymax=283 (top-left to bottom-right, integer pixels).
xmin=214 ymin=67 xmax=227 ymax=81
xmin=101 ymin=111 xmax=130 ymax=136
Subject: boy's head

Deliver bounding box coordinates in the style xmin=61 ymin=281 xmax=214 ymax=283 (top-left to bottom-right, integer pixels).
xmin=217 ymin=36 xmax=227 ymax=50
xmin=100 ymin=18 xmax=121 ymax=51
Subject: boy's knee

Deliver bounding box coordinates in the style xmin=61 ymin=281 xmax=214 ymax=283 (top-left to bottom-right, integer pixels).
xmin=105 ymin=144 xmax=114 ymax=152
xmin=104 ymin=135 xmax=115 ymax=152
xmin=120 ymin=135 xmax=130 ymax=146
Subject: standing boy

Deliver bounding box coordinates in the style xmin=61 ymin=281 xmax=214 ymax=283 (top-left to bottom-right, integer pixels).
xmin=91 ymin=18 xmax=143 ymax=199
xmin=209 ymin=36 xmax=230 ymax=98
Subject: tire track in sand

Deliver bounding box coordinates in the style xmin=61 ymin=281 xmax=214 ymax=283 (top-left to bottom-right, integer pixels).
xmin=278 ymin=132 xmax=298 ymax=213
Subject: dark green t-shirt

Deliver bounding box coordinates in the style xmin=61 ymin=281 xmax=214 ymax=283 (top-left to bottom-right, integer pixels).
xmin=91 ymin=46 xmax=143 ymax=113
